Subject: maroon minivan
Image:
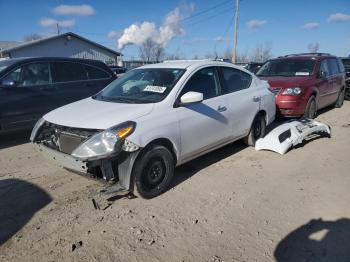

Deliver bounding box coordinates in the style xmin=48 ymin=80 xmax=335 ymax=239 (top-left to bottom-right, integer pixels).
xmin=256 ymin=53 xmax=346 ymax=118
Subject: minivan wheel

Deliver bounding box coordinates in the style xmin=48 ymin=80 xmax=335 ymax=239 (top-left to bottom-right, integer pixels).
xmin=335 ymin=88 xmax=345 ymax=108
xmin=303 ymin=96 xmax=317 ymax=119
xmin=133 ymin=145 xmax=174 ymax=199
xmin=244 ymin=114 xmax=266 ymax=146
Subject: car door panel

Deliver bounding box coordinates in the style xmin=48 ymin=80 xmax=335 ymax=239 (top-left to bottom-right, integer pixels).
xmin=0 ymin=62 xmax=52 ymax=131
xmin=218 ymin=66 xmax=259 ymax=138
xmin=176 ymin=67 xmax=231 ymax=160
xmin=177 ymin=96 xmax=231 ymax=161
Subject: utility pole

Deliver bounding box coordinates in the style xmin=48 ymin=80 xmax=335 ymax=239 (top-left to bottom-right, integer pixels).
xmin=232 ymin=0 xmax=239 ymax=63
xmin=56 ymin=23 xmax=60 ymax=35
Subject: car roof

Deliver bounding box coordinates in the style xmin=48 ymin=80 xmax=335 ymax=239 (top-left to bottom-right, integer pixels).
xmin=274 ymin=53 xmax=337 ymax=61
xmin=137 ymin=60 xmax=244 ymax=70
xmin=3 ymin=57 xmax=107 ymax=65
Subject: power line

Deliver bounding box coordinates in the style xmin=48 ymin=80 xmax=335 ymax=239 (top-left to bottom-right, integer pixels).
xmin=180 ymin=0 xmax=231 ymax=22
xmin=185 ymin=7 xmax=232 ymax=28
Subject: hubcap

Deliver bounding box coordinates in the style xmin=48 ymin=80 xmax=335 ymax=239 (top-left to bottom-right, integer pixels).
xmin=143 ymin=157 xmax=166 ymax=189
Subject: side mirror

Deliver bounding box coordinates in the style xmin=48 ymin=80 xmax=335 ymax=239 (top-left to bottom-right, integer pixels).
xmin=0 ymin=80 xmax=16 ymax=88
xmin=180 ymin=91 xmax=203 ymax=105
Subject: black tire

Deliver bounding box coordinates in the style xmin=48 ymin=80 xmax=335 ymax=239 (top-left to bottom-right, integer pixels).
xmin=133 ymin=145 xmax=174 ymax=199
xmin=335 ymin=88 xmax=345 ymax=108
xmin=345 ymin=89 xmax=350 ymax=101
xmin=303 ymin=96 xmax=317 ymax=119
xmin=244 ymin=113 xmax=266 ymax=146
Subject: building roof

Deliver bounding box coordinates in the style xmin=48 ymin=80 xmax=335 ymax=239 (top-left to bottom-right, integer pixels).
xmin=0 ymin=32 xmax=122 ymax=57
xmin=0 ymin=41 xmax=21 ymax=50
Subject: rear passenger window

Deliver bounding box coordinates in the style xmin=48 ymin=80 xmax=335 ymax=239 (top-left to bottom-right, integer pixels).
xmin=328 ymin=59 xmax=339 ymax=75
xmin=85 ymin=65 xmax=110 ymax=79
xmin=220 ymin=67 xmax=252 ymax=94
xmin=52 ymin=62 xmax=87 ymax=82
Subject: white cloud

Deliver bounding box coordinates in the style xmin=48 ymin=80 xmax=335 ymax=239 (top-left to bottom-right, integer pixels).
xmin=327 ymin=13 xmax=350 ymax=23
xmin=117 ymin=4 xmax=194 ymax=49
xmin=107 ymin=30 xmax=120 ymax=39
xmin=247 ymin=19 xmax=267 ymax=30
xmin=40 ymin=18 xmax=75 ymax=28
xmin=302 ymin=22 xmax=320 ymax=30
xmin=52 ymin=4 xmax=95 ymax=16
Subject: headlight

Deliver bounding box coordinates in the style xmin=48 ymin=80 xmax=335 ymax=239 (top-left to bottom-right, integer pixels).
xmin=282 ymin=87 xmax=302 ymax=96
xmin=30 ymin=118 xmax=46 ymax=142
xmin=71 ymin=121 xmax=136 ymax=160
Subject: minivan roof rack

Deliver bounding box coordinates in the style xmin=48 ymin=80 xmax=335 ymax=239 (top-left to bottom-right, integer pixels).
xmin=163 ymin=58 xmax=228 ymax=63
xmin=283 ymin=53 xmax=333 ymax=57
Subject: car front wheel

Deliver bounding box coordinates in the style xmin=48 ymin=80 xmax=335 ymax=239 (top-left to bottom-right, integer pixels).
xmin=303 ymin=96 xmax=317 ymax=119
xmin=244 ymin=113 xmax=266 ymax=146
xmin=133 ymin=145 xmax=175 ymax=199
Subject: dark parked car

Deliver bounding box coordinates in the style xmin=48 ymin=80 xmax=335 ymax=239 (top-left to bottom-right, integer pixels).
xmin=341 ymin=57 xmax=350 ymax=99
xmin=256 ymin=53 xmax=346 ymax=118
xmin=0 ymin=57 xmax=115 ymax=133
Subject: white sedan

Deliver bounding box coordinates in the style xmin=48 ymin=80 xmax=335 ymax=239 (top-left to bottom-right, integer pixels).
xmin=31 ymin=60 xmax=275 ymax=198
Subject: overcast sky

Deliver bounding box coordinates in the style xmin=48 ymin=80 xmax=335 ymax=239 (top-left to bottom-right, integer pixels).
xmin=1 ymin=0 xmax=349 ymax=59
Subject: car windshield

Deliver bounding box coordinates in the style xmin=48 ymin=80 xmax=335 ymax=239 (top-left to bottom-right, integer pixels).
xmin=256 ymin=59 xmax=316 ymax=77
xmin=342 ymin=59 xmax=350 ymax=69
xmin=93 ymin=68 xmax=185 ymax=104
xmin=0 ymin=59 xmax=17 ymax=73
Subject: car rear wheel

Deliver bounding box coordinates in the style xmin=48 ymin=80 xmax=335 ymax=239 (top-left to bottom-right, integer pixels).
xmin=133 ymin=145 xmax=174 ymax=199
xmin=303 ymin=96 xmax=317 ymax=119
xmin=244 ymin=114 xmax=266 ymax=146
xmin=335 ymin=88 xmax=345 ymax=108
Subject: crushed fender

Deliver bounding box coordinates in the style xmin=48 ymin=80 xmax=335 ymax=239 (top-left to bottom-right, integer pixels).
xmin=255 ymin=119 xmax=331 ymax=155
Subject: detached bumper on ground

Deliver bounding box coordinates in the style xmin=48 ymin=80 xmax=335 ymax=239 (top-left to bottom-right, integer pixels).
xmin=255 ymin=119 xmax=331 ymax=155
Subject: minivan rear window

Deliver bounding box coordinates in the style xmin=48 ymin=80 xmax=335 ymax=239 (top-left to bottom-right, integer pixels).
xmin=85 ymin=65 xmax=110 ymax=80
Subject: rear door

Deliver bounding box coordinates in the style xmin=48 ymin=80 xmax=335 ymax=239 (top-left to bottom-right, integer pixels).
xmin=84 ymin=63 xmax=114 ymax=94
xmin=0 ymin=61 xmax=52 ymax=131
xmin=218 ymin=66 xmax=259 ymax=138
xmin=316 ymin=59 xmax=332 ymax=108
xmin=51 ymin=61 xmax=90 ymax=109
xmin=328 ymin=58 xmax=342 ymax=104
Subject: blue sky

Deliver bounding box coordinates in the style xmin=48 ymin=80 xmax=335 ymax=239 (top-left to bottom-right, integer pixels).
xmin=1 ymin=0 xmax=349 ymax=59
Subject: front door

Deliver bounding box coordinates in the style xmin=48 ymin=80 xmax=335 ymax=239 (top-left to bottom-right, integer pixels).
xmin=0 ymin=62 xmax=52 ymax=131
xmin=176 ymin=67 xmax=231 ymax=161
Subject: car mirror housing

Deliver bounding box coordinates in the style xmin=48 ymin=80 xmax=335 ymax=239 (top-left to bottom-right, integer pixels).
xmin=319 ymin=71 xmax=328 ymax=79
xmin=0 ymin=80 xmax=16 ymax=88
xmin=180 ymin=91 xmax=203 ymax=105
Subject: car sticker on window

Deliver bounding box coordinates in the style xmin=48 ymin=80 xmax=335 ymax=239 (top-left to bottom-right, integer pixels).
xmin=295 ymin=72 xmax=310 ymax=76
xmin=143 ymin=85 xmax=167 ymax=93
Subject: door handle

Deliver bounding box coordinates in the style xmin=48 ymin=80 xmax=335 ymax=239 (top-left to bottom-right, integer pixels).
xmin=217 ymin=105 xmax=227 ymax=112
xmin=253 ymin=96 xmax=261 ymax=102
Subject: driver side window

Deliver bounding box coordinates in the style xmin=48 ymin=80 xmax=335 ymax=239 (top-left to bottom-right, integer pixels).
xmin=319 ymin=60 xmax=330 ymax=77
xmin=180 ymin=67 xmax=220 ymax=100
xmin=2 ymin=62 xmax=50 ymax=87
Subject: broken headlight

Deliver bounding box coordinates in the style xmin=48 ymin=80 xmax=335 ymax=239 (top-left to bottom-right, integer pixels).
xmin=71 ymin=121 xmax=136 ymax=160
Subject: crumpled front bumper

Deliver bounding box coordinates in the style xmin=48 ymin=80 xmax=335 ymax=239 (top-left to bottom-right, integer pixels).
xmin=255 ymin=119 xmax=331 ymax=155
xmin=36 ymin=143 xmax=140 ymax=192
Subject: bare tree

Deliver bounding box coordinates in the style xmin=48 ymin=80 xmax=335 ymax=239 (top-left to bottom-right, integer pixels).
xmin=223 ymin=48 xmax=249 ymax=63
xmin=250 ymin=43 xmax=273 ymax=62
xmin=307 ymin=42 xmax=320 ymax=53
xmin=139 ymin=38 xmax=165 ymax=62
xmin=23 ymin=34 xmax=43 ymax=42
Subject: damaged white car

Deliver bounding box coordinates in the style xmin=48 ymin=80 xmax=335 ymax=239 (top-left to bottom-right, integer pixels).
xmin=31 ymin=60 xmax=276 ymax=198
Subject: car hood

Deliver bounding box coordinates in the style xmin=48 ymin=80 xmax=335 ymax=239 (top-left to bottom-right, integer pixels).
xmin=44 ymin=97 xmax=154 ymax=130
xmin=258 ymin=76 xmax=312 ymax=89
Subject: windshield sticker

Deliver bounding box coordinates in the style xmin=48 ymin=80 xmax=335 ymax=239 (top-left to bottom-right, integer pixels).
xmin=295 ymin=72 xmax=310 ymax=76
xmin=143 ymin=85 xmax=167 ymax=93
